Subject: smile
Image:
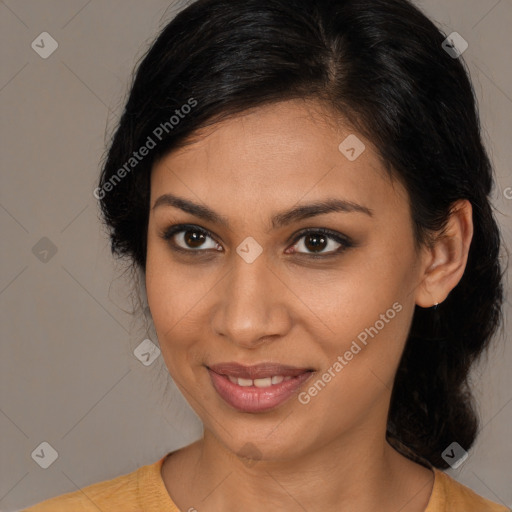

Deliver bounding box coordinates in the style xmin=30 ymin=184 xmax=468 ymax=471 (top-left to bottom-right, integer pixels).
xmin=207 ymin=362 xmax=314 ymax=413
xmin=226 ymin=375 xmax=293 ymax=387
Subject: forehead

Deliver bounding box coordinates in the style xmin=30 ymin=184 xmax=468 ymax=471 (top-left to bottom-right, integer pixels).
xmin=150 ymin=99 xmax=407 ymax=220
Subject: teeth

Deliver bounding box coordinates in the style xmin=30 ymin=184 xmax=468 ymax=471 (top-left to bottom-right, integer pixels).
xmin=254 ymin=377 xmax=272 ymax=388
xmin=226 ymin=375 xmax=293 ymax=387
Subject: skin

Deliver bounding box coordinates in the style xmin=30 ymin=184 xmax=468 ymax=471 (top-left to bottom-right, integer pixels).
xmin=145 ymin=99 xmax=473 ymax=512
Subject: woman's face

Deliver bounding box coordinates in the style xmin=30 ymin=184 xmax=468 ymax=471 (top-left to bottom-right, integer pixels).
xmin=146 ymin=99 xmax=427 ymax=461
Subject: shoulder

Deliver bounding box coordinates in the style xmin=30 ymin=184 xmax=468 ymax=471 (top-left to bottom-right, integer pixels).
xmin=21 ymin=466 xmax=140 ymax=512
xmin=21 ymin=456 xmax=171 ymax=512
xmin=426 ymin=469 xmax=510 ymax=512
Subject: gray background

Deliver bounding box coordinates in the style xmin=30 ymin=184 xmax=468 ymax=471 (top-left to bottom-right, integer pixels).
xmin=0 ymin=1 xmax=511 ymax=510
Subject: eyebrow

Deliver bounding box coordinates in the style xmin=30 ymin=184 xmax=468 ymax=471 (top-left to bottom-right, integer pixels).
xmin=152 ymin=193 xmax=373 ymax=230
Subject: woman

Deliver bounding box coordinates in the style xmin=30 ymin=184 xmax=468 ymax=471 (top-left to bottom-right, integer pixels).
xmin=23 ymin=0 xmax=509 ymax=510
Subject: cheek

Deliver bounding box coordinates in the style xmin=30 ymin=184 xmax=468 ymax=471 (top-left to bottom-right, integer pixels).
xmin=305 ymin=242 xmax=417 ymax=388
xmin=325 ymin=298 xmax=410 ymax=384
xmin=144 ymin=243 xmax=219 ymax=379
xmin=145 ymin=246 xmax=190 ymax=360
xmin=305 ymin=250 xmax=414 ymax=342
xmin=297 ymin=302 xmax=413 ymax=437
xmin=145 ymin=238 xmax=196 ymax=328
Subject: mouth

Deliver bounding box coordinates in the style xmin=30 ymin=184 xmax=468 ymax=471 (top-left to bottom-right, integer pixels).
xmin=206 ymin=362 xmax=315 ymax=413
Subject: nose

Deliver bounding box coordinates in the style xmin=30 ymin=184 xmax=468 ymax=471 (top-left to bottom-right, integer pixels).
xmin=211 ymin=251 xmax=292 ymax=349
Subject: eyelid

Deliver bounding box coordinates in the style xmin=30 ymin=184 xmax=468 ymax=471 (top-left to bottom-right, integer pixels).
xmin=288 ymin=227 xmax=353 ymax=256
xmin=160 ymin=223 xmax=353 ymax=257
xmin=160 ymin=224 xmax=220 ymax=256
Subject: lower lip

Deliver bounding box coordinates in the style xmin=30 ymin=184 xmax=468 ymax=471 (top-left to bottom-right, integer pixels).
xmin=207 ymin=369 xmax=313 ymax=413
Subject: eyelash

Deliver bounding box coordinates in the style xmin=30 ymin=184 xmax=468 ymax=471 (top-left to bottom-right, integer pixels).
xmin=159 ymin=224 xmax=354 ymax=259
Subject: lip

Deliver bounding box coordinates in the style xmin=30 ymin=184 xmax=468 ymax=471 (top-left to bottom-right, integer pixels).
xmin=207 ymin=363 xmax=314 ymax=413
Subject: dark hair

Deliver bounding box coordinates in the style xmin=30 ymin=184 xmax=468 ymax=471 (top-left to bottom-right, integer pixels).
xmin=98 ymin=0 xmax=504 ymax=468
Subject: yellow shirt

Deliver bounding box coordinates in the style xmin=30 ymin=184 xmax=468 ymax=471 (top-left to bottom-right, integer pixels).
xmin=22 ymin=454 xmax=509 ymax=511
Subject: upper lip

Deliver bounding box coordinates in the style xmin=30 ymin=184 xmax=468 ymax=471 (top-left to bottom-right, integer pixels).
xmin=207 ymin=362 xmax=314 ymax=380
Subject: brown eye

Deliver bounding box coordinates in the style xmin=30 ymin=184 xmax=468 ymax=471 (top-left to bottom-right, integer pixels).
xmin=161 ymin=224 xmax=352 ymax=259
xmin=303 ymin=233 xmax=329 ymax=252
xmin=161 ymin=225 xmax=222 ymax=254
xmin=183 ymin=229 xmax=208 ymax=248
xmin=289 ymin=229 xmax=350 ymax=256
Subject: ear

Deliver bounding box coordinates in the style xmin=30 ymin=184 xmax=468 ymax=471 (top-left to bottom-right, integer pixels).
xmin=415 ymin=199 xmax=474 ymax=308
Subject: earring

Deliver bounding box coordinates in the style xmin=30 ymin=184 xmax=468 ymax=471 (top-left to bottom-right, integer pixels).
xmin=431 ymin=302 xmax=442 ymax=340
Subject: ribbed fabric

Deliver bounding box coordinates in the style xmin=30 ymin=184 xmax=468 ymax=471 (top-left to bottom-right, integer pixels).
xmin=425 ymin=469 xmax=509 ymax=512
xmin=22 ymin=453 xmax=509 ymax=511
xmin=22 ymin=455 xmax=179 ymax=512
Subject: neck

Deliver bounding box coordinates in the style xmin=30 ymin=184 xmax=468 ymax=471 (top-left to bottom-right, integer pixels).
xmin=163 ymin=426 xmax=434 ymax=512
